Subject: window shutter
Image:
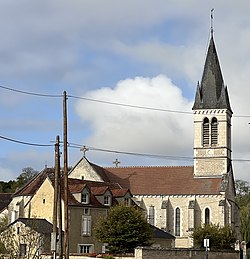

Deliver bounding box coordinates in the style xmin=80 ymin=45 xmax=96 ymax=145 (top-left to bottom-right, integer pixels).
xmin=82 ymin=216 xmax=91 ymax=235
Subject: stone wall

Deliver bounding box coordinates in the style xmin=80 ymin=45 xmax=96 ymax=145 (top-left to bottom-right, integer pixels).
xmin=134 ymin=247 xmax=239 ymax=259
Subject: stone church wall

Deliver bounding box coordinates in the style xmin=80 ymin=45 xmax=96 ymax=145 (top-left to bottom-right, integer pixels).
xmin=134 ymin=247 xmax=239 ymax=259
xmin=135 ymin=193 xmax=226 ymax=248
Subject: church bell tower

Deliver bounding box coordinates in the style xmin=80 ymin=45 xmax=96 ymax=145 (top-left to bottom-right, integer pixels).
xmin=192 ymin=34 xmax=232 ymax=177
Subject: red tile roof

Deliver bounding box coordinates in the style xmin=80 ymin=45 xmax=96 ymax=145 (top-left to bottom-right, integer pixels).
xmin=13 ymin=168 xmax=55 ymax=197
xmin=91 ymin=186 xmax=109 ymax=196
xmin=111 ymin=188 xmax=130 ymax=197
xmin=102 ymin=166 xmax=222 ymax=195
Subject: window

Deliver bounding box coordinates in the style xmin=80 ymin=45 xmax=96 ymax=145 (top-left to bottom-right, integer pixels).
xmin=43 ymin=199 xmax=46 ymax=204
xmin=82 ymin=216 xmax=91 ymax=236
xmin=175 ymin=208 xmax=181 ymax=236
xmin=202 ymin=117 xmax=209 ymax=145
xmin=78 ymin=244 xmax=93 ymax=254
xmin=17 ymin=227 xmax=20 ymax=234
xmin=124 ymin=197 xmax=130 ymax=206
xmin=104 ymin=195 xmax=111 ymax=206
xmin=211 ymin=117 xmax=218 ymax=145
xmin=83 ymin=208 xmax=90 ymax=215
xmin=205 ymin=208 xmax=210 ymax=225
xmin=19 ymin=244 xmax=27 ymax=257
xmin=81 ymin=193 xmax=89 ymax=204
xmin=148 ymin=205 xmax=155 ymax=225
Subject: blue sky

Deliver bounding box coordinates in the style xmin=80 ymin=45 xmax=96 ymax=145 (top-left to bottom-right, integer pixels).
xmin=1 ymin=1 xmax=250 ymax=182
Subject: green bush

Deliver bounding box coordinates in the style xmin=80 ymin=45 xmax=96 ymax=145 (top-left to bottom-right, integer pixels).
xmin=95 ymin=205 xmax=153 ymax=254
xmin=192 ymin=224 xmax=236 ymax=250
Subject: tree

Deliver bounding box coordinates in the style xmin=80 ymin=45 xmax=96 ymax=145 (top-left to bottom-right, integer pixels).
xmin=0 ymin=215 xmax=8 ymax=254
xmin=235 ymin=179 xmax=250 ymax=241
xmin=192 ymin=224 xmax=236 ymax=250
xmin=0 ymin=167 xmax=38 ymax=193
xmin=240 ymin=206 xmax=250 ymax=241
xmin=235 ymin=179 xmax=250 ymax=207
xmin=94 ymin=205 xmax=153 ymax=254
xmin=16 ymin=167 xmax=38 ymax=187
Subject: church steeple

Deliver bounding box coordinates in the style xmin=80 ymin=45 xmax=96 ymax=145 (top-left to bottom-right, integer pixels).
xmin=192 ymin=36 xmax=232 ymax=112
xmin=192 ymin=32 xmax=232 ymax=178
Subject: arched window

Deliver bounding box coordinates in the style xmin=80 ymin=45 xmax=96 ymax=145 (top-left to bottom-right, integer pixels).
xmin=211 ymin=117 xmax=218 ymax=145
xmin=175 ymin=208 xmax=181 ymax=236
xmin=148 ymin=205 xmax=155 ymax=225
xmin=205 ymin=208 xmax=210 ymax=225
xmin=202 ymin=118 xmax=209 ymax=145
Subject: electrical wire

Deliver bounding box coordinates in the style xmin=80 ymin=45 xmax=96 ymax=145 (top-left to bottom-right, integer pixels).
xmin=1 ymin=84 xmax=250 ymax=117
xmin=0 ymin=135 xmax=54 ymax=147
xmin=68 ymin=95 xmax=192 ymax=115
xmin=0 ymin=85 xmax=62 ymax=98
xmin=0 ymin=134 xmax=250 ymax=162
xmin=69 ymin=143 xmax=193 ymax=161
xmin=68 ymin=142 xmax=250 ymax=162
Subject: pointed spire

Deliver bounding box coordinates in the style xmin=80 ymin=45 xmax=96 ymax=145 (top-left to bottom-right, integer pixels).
xmin=192 ymin=35 xmax=232 ymax=112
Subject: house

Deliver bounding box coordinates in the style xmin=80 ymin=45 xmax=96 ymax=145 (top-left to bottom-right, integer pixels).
xmin=6 ymin=168 xmax=134 ymax=254
xmin=68 ymin=33 xmax=240 ymax=248
xmin=151 ymin=225 xmax=175 ymax=248
xmin=0 ymin=218 xmax=53 ymax=257
xmin=7 ymin=167 xmax=54 ymax=223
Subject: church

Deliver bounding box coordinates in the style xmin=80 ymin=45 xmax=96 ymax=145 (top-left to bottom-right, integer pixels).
xmin=68 ymin=32 xmax=240 ymax=248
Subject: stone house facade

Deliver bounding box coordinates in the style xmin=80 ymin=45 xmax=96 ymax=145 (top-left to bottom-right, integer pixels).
xmin=6 ymin=169 xmax=133 ymax=254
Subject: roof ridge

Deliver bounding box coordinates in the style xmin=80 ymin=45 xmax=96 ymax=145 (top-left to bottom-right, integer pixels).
xmin=104 ymin=165 xmax=194 ymax=169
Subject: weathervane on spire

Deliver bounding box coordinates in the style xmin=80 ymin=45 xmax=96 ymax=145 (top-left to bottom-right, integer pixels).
xmin=211 ymin=8 xmax=214 ymax=36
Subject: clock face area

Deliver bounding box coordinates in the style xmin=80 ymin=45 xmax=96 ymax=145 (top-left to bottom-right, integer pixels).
xmin=206 ymin=149 xmax=214 ymax=156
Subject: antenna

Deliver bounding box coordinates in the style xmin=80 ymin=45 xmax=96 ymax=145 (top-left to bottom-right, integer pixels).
xmin=210 ymin=8 xmax=214 ymax=36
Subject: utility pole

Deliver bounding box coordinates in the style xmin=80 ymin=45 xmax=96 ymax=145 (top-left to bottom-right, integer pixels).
xmin=52 ymin=135 xmax=60 ymax=258
xmin=58 ymin=166 xmax=63 ymax=259
xmin=63 ymin=91 xmax=69 ymax=259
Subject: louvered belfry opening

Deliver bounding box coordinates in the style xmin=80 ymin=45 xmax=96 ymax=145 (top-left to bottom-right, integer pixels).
xmin=202 ymin=117 xmax=209 ymax=145
xmin=211 ymin=117 xmax=218 ymax=145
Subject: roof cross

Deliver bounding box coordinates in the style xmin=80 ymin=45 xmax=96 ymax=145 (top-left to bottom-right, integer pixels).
xmin=113 ymin=158 xmax=121 ymax=167
xmin=80 ymin=146 xmax=89 ymax=157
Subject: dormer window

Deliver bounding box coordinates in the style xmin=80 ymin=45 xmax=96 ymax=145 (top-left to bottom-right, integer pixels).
xmin=81 ymin=193 xmax=89 ymax=204
xmin=104 ymin=195 xmax=111 ymax=206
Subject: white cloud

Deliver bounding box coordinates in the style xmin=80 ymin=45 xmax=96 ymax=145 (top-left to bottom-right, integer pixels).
xmin=76 ymin=75 xmax=193 ymax=161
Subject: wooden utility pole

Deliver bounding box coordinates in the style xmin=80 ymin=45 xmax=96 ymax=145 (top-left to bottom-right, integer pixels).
xmin=52 ymin=135 xmax=60 ymax=258
xmin=58 ymin=166 xmax=63 ymax=259
xmin=63 ymin=91 xmax=69 ymax=259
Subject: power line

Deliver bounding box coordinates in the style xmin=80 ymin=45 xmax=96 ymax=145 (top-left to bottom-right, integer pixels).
xmin=1 ymin=84 xmax=250 ymax=117
xmin=68 ymin=142 xmax=250 ymax=162
xmin=0 ymin=84 xmax=62 ymax=98
xmin=1 ymin=134 xmax=250 ymax=162
xmin=0 ymin=135 xmax=54 ymax=147
xmin=68 ymin=95 xmax=192 ymax=115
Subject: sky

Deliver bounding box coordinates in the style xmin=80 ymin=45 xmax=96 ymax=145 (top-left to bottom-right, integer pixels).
xmin=1 ymin=1 xmax=250 ymax=182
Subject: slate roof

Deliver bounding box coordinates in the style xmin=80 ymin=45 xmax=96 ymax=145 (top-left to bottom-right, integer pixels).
xmin=102 ymin=166 xmax=223 ymax=195
xmin=151 ymin=225 xmax=175 ymax=239
xmin=192 ymin=36 xmax=232 ymax=112
xmin=9 ymin=218 xmax=54 ymax=234
xmin=0 ymin=193 xmax=12 ymax=211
